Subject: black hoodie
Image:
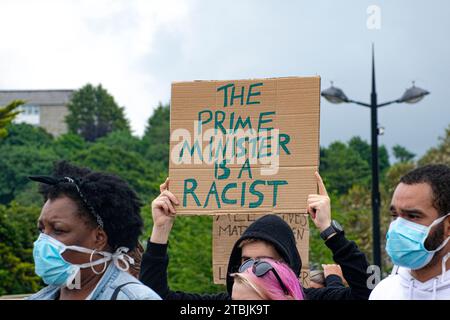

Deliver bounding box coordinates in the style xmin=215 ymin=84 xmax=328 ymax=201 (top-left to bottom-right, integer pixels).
xmin=139 ymin=214 xmax=371 ymax=300
xmin=225 ymin=214 xmax=301 ymax=296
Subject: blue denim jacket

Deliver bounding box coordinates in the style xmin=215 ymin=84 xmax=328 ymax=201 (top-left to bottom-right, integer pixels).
xmin=27 ymin=263 xmax=161 ymax=300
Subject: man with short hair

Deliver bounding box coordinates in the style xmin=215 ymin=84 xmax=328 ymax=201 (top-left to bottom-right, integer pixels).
xmin=370 ymin=164 xmax=450 ymax=300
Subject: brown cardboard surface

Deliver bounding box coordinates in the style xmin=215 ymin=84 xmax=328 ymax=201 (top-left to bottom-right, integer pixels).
xmin=212 ymin=213 xmax=310 ymax=286
xmin=170 ymin=76 xmax=321 ymax=216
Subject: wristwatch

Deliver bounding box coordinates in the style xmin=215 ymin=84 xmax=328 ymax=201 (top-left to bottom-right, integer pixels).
xmin=320 ymin=220 xmax=343 ymax=240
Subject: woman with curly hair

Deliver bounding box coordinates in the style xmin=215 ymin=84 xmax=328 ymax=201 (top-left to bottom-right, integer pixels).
xmin=27 ymin=161 xmax=160 ymax=300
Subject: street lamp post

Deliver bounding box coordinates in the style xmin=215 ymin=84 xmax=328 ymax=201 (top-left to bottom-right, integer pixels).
xmin=321 ymin=44 xmax=430 ymax=271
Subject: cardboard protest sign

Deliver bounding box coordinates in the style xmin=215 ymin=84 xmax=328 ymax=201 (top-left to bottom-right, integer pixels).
xmin=169 ymin=77 xmax=320 ymax=215
xmin=212 ymin=213 xmax=310 ymax=287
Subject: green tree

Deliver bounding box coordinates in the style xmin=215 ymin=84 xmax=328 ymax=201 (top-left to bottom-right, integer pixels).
xmin=0 ymin=100 xmax=23 ymax=139
xmin=66 ymin=84 xmax=130 ymax=142
xmin=419 ymin=124 xmax=450 ymax=166
xmin=2 ymin=123 xmax=53 ymax=147
xmin=71 ymin=143 xmax=161 ymax=201
xmin=0 ymin=124 xmax=56 ymax=205
xmin=97 ymin=130 xmax=143 ymax=155
xmin=392 ymin=144 xmax=416 ymax=163
xmin=52 ymin=133 xmax=88 ymax=159
xmin=0 ymin=202 xmax=42 ymax=295
xmin=142 ymin=103 xmax=170 ymax=167
xmin=348 ymin=136 xmax=390 ymax=173
xmin=0 ymin=145 xmax=56 ymax=204
xmin=320 ymin=141 xmax=371 ymax=195
xmin=167 ymin=216 xmax=224 ymax=293
xmin=385 ymin=162 xmax=416 ymax=194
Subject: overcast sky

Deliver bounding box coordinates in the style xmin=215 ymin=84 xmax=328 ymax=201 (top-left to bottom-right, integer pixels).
xmin=1 ymin=0 xmax=448 ymax=161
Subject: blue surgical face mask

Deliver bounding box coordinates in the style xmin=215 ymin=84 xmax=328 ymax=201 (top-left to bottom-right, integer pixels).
xmin=33 ymin=233 xmax=134 ymax=287
xmin=386 ymin=213 xmax=450 ymax=270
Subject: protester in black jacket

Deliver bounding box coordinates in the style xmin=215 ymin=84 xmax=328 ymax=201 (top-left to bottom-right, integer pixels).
xmin=324 ymin=274 xmax=346 ymax=288
xmin=310 ymin=266 xmax=347 ymax=289
xmin=140 ymin=172 xmax=371 ymax=300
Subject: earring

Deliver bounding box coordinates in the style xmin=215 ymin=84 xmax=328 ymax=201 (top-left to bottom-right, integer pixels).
xmin=89 ymin=249 xmax=107 ymax=275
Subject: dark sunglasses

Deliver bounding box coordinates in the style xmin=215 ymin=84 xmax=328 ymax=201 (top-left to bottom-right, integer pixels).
xmin=238 ymin=259 xmax=289 ymax=295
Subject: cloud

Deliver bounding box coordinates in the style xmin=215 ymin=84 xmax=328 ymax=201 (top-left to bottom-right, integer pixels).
xmin=0 ymin=0 xmax=191 ymax=135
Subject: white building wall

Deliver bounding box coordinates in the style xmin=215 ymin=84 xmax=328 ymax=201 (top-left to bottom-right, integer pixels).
xmin=13 ymin=104 xmax=40 ymax=126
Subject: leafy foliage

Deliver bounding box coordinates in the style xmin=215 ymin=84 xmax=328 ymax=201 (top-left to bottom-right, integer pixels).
xmin=392 ymin=144 xmax=416 ymax=163
xmin=142 ymin=103 xmax=170 ymax=167
xmin=66 ymin=84 xmax=130 ymax=142
xmin=419 ymin=125 xmax=450 ymax=166
xmin=319 ymin=141 xmax=371 ymax=195
xmin=0 ymin=202 xmax=42 ymax=295
xmin=0 ymin=100 xmax=23 ymax=139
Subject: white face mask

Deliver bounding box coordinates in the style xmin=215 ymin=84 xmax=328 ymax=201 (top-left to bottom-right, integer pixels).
xmin=33 ymin=233 xmax=135 ymax=288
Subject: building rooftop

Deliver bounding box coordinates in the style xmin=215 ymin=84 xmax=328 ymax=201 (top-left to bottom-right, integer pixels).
xmin=0 ymin=89 xmax=74 ymax=106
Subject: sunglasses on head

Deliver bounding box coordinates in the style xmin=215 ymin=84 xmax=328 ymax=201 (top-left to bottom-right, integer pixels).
xmin=238 ymin=258 xmax=289 ymax=295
